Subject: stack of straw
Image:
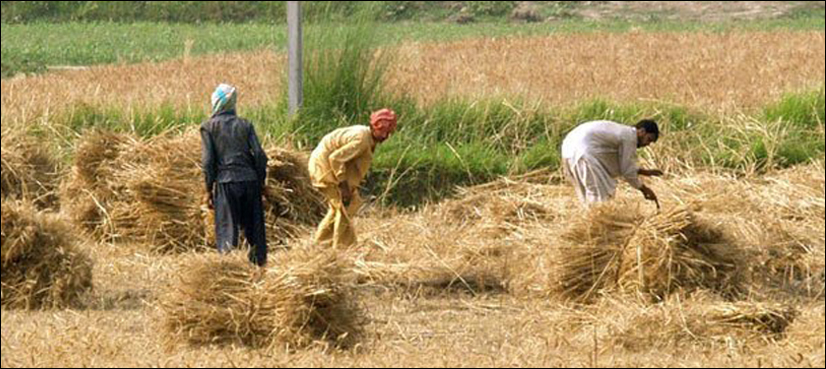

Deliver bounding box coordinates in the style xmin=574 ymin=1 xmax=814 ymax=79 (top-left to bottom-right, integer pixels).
xmin=60 ymin=130 xmax=137 ymax=240
xmin=61 ymin=129 xmax=325 ymax=253
xmin=612 ymin=293 xmax=798 ymax=350
xmin=553 ymin=202 xmax=744 ymax=302
xmin=1 ymin=128 xmax=60 ymax=210
xmin=1 ymin=200 xmax=93 ymax=309
xmin=161 ymin=247 xmax=362 ymax=349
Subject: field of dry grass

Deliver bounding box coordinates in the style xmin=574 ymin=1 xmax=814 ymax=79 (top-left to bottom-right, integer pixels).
xmin=2 ymin=160 xmax=824 ymax=367
xmin=0 ymin=50 xmax=283 ymax=128
xmin=387 ymin=31 xmax=825 ymax=108
xmin=2 ymin=24 xmax=825 ymax=368
xmin=1 ymin=31 xmax=823 ymax=129
xmin=2 ymin=295 xmax=822 ymax=367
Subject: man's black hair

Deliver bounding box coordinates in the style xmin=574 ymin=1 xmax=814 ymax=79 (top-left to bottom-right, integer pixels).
xmin=636 ymin=119 xmax=660 ymax=141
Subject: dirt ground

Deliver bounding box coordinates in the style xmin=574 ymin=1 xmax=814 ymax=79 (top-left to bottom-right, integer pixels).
xmin=572 ymin=1 xmax=824 ymax=22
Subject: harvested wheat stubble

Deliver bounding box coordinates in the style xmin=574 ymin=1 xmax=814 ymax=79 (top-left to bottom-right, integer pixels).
xmin=354 ymin=205 xmax=519 ymax=296
xmin=1 ymin=200 xmax=93 ymax=309
xmin=1 ymin=128 xmax=60 ymax=210
xmin=605 ymin=293 xmax=799 ymax=351
xmin=61 ymin=129 xmax=325 ymax=253
xmin=354 ymin=179 xmax=576 ymax=297
xmin=785 ymin=303 xmax=826 ymax=350
xmin=160 ymin=246 xmax=363 ymax=350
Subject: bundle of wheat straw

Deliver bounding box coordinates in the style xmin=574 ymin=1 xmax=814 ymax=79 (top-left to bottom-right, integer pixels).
xmin=60 ymin=130 xmax=137 ymax=238
xmin=1 ymin=200 xmax=93 ymax=309
xmin=546 ymin=201 xmax=643 ymax=301
xmin=609 ymin=293 xmax=798 ymax=351
xmin=1 ymin=128 xmax=60 ymax=209
xmin=161 ymin=246 xmax=362 ymax=350
xmin=552 ymin=202 xmax=745 ymax=302
xmin=62 ymin=129 xmax=325 ymax=253
xmin=260 ymin=147 xmax=326 ymax=243
xmin=120 ymin=130 xmax=207 ymax=253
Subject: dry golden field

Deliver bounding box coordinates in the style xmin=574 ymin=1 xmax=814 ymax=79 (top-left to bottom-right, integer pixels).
xmin=2 ymin=29 xmax=825 ymax=368
xmin=1 ymin=31 xmax=823 ymax=129
xmin=2 ymin=162 xmax=824 ymax=367
xmin=387 ymin=31 xmax=825 ymax=108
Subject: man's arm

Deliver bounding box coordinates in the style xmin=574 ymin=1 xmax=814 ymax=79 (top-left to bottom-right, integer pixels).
xmin=328 ymin=134 xmax=369 ymax=183
xmin=619 ymin=137 xmax=643 ymax=190
xmin=201 ymin=125 xmax=217 ymax=209
xmin=248 ymin=123 xmax=269 ymax=189
xmin=638 ymin=169 xmax=664 ymax=177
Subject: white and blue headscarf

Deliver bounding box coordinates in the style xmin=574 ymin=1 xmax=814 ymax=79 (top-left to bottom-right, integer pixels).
xmin=211 ymin=84 xmax=238 ymax=116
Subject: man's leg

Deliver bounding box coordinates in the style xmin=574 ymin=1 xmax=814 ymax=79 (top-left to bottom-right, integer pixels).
xmin=580 ymin=157 xmax=616 ymax=205
xmin=314 ymin=186 xmax=339 ymax=246
xmin=332 ymin=205 xmax=357 ymax=249
xmin=241 ymin=181 xmax=268 ymax=267
xmin=564 ymin=158 xmax=588 ymax=206
xmin=214 ymin=183 xmax=239 ymax=253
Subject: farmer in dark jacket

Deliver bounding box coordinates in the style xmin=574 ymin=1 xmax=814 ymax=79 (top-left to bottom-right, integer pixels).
xmin=201 ymin=84 xmax=269 ymax=267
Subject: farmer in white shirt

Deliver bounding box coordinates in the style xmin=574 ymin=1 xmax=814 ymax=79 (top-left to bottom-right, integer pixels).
xmin=561 ymin=119 xmax=663 ymax=207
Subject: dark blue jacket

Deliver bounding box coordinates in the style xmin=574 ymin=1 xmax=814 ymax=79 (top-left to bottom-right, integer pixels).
xmin=200 ymin=112 xmax=268 ymax=191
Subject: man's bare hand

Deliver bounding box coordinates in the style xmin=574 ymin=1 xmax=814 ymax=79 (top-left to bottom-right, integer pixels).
xmin=639 ymin=169 xmax=664 ymax=177
xmin=339 ymin=182 xmax=353 ymax=206
xmin=641 ymin=185 xmax=660 ymax=210
xmin=204 ymin=190 xmax=214 ymax=210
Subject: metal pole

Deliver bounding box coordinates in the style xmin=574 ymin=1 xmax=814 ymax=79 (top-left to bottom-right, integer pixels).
xmin=287 ymin=1 xmax=303 ymax=117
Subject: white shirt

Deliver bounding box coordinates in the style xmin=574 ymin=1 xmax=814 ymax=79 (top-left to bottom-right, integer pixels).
xmin=561 ymin=121 xmax=643 ymax=189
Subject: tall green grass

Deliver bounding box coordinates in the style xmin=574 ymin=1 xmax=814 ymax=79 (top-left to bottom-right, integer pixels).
xmin=0 ymin=1 xmax=365 ymax=24
xmin=284 ymin=2 xmax=393 ymax=147
xmin=35 ymin=89 xmax=824 ymax=207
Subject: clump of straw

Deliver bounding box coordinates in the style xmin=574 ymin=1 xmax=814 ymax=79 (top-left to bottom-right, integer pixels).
xmin=261 ymin=147 xmax=327 ymax=242
xmin=1 ymin=200 xmax=93 ymax=309
xmin=60 ymin=130 xmax=137 ymax=239
xmin=61 ymin=129 xmax=325 ymax=253
xmin=1 ymin=128 xmax=61 ymax=210
xmin=119 ymin=130 xmax=208 ymax=253
xmin=161 ymin=246 xmax=363 ymax=350
xmin=552 ymin=202 xmax=745 ymax=302
xmin=617 ymin=208 xmax=744 ymax=300
xmin=354 ymin=209 xmax=512 ymax=297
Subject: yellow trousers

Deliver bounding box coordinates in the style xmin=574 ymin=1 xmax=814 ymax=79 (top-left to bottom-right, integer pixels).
xmin=314 ymin=186 xmax=362 ymax=249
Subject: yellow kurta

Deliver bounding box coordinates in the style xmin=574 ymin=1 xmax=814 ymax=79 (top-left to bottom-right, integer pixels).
xmin=308 ymin=126 xmax=375 ymax=248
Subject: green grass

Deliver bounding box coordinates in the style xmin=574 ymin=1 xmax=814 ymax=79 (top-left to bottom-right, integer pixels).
xmin=3 ymin=13 xmax=825 ymax=77
xmin=286 ymin=3 xmax=394 ymax=147
xmin=4 ymin=1 xmax=824 ymax=24
xmin=0 ymin=1 xmax=364 ymax=24
xmin=764 ymin=89 xmax=826 ymax=130
xmin=0 ymin=22 xmax=285 ymax=77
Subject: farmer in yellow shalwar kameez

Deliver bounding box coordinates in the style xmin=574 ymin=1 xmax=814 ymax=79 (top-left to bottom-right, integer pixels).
xmin=308 ymin=109 xmax=398 ymax=248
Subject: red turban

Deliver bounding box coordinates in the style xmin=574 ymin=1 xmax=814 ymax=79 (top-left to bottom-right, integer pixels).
xmin=370 ymin=108 xmax=398 ymax=136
